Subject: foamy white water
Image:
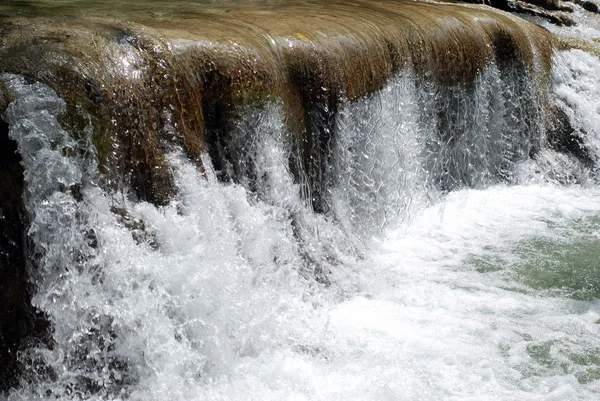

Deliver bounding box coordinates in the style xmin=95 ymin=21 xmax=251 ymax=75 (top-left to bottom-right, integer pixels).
xmin=3 ymin=35 xmax=600 ymax=401
xmin=185 ymin=184 xmax=600 ymax=401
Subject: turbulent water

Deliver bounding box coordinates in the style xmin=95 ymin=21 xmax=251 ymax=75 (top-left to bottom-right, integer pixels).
xmin=2 ymin=15 xmax=600 ymax=401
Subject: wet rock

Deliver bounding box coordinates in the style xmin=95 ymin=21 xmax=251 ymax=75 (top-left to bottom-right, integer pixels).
xmin=0 ymin=3 xmax=554 ymax=211
xmin=570 ymin=0 xmax=600 ymax=13
xmin=547 ymin=105 xmax=595 ymax=169
xmin=0 ymin=110 xmax=51 ymax=392
xmin=110 ymin=206 xmax=159 ymax=248
xmin=0 ymin=18 xmax=181 ymax=206
xmin=501 ymin=0 xmax=575 ymax=26
xmin=457 ymin=0 xmax=575 ymax=25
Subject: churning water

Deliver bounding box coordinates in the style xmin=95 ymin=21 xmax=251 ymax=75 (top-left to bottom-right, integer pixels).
xmin=2 ymin=31 xmax=600 ymax=401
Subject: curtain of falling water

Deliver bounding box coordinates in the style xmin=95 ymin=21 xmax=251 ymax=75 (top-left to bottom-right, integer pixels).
xmin=1 ymin=45 xmax=598 ymax=400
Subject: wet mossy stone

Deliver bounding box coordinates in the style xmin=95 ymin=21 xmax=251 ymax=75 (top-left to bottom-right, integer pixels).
xmin=0 ymin=18 xmax=180 ymax=206
xmin=0 ymin=0 xmax=555 ymax=210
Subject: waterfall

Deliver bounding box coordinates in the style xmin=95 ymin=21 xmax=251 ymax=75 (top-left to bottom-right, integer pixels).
xmin=1 ymin=50 xmax=597 ymax=399
xmin=1 ymin=1 xmax=600 ymax=400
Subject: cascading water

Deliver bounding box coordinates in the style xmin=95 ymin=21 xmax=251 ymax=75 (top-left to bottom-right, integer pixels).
xmin=331 ymin=63 xmax=545 ymax=233
xmin=1 ymin=3 xmax=600 ymax=401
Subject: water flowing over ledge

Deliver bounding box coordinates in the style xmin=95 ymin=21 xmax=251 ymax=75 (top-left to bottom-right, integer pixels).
xmin=0 ymin=0 xmax=558 ymax=206
xmin=0 ymin=1 xmax=599 ymax=400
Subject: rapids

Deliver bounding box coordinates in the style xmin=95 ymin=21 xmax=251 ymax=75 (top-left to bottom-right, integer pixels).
xmin=0 ymin=1 xmax=600 ymax=401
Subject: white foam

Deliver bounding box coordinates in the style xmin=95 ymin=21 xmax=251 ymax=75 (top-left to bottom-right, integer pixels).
xmin=4 ymin=27 xmax=600 ymax=401
xmin=111 ymin=183 xmax=600 ymax=401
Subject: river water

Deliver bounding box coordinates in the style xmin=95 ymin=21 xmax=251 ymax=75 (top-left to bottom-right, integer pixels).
xmin=2 ymin=3 xmax=600 ymax=401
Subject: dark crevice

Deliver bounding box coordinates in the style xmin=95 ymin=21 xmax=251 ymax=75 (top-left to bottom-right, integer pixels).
xmin=0 ymin=115 xmax=51 ymax=393
xmin=548 ymin=106 xmax=595 ymax=168
xmin=203 ymin=91 xmax=236 ymax=184
xmin=288 ymin=66 xmax=339 ymax=214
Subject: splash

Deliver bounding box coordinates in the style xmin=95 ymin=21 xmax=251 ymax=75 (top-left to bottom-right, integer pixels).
xmin=0 ymin=3 xmax=599 ymax=400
